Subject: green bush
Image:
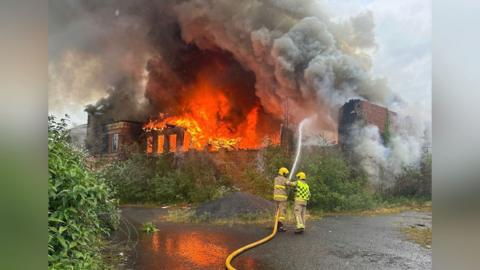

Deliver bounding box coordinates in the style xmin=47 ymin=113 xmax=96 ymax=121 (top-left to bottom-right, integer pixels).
xmin=244 ymin=145 xmax=292 ymax=199
xmin=99 ymin=154 xmax=174 ymax=203
xmin=389 ymin=153 xmax=432 ymax=199
xmin=48 ymin=116 xmax=119 ymax=269
xmin=241 ymin=167 xmax=271 ymax=199
xmin=177 ymin=154 xmax=231 ymax=202
xmin=262 ymin=145 xmax=291 ymax=179
xmin=101 ymin=145 xmax=289 ymax=204
xmin=256 ymin=145 xmax=375 ymax=211
xmin=99 ymin=153 xmax=231 ymax=204
xmin=299 ymin=148 xmax=375 ymax=211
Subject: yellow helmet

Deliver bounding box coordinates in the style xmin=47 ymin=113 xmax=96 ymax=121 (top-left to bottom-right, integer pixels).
xmin=278 ymin=167 xmax=289 ymax=176
xmin=296 ymin=172 xmax=306 ymax=180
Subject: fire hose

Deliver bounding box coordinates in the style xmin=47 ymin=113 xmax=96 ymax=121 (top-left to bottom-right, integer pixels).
xmin=225 ymin=209 xmax=280 ymax=270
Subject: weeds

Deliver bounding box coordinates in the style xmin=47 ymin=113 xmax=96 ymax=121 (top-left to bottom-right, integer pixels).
xmin=298 ymin=148 xmax=376 ymax=211
xmin=164 ymin=209 xmax=197 ymax=223
xmin=99 ymin=153 xmax=231 ymax=204
xmin=98 ymin=139 xmax=430 ymax=215
xmin=314 ymin=200 xmax=431 ymax=217
xmin=387 ymin=153 xmax=432 ymax=199
xmin=142 ymin=222 xmax=159 ymax=233
xmin=163 ymin=208 xmax=274 ymax=225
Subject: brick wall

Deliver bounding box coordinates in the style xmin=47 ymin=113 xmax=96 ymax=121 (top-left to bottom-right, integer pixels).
xmin=359 ymin=101 xmax=396 ymax=134
xmin=104 ymin=121 xmax=143 ymax=156
xmin=338 ymin=99 xmax=396 ymax=146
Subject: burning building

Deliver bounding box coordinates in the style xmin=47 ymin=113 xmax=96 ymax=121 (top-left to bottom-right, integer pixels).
xmin=86 ymin=119 xmax=143 ymax=158
xmin=84 ymin=49 xmax=285 ymax=156
xmin=86 ymin=112 xmax=283 ymax=157
xmin=145 ymin=123 xmax=188 ymax=153
xmin=85 ymin=103 xmax=144 ymax=157
xmin=85 ymin=97 xmax=396 ymax=158
xmin=51 ymin=1 xmax=428 ymax=186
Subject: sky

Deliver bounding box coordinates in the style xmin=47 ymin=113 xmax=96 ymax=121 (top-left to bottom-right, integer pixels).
xmin=324 ymin=0 xmax=432 ymax=114
xmin=48 ymin=0 xmax=432 ymax=126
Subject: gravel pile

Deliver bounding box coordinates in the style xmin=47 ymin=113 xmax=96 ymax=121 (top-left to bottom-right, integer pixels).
xmin=195 ymin=192 xmax=275 ymax=219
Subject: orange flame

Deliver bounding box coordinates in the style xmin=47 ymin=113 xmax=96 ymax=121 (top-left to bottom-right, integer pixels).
xmin=144 ymin=69 xmax=277 ymax=151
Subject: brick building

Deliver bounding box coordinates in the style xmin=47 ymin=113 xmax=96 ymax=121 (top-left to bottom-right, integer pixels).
xmin=338 ymin=99 xmax=396 ymax=145
xmin=104 ymin=121 xmax=143 ymax=156
xmin=86 ymin=119 xmax=143 ymax=158
xmin=145 ymin=124 xmax=189 ymax=154
xmin=84 ymin=99 xmax=396 ymax=157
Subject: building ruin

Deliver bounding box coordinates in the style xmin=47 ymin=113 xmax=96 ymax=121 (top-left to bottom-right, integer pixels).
xmin=338 ymin=99 xmax=396 ymax=146
xmin=81 ymin=99 xmax=395 ymax=158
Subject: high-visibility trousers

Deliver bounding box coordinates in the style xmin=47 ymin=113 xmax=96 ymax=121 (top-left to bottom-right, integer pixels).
xmin=294 ymin=201 xmax=307 ymax=229
xmin=276 ymin=201 xmax=287 ymax=222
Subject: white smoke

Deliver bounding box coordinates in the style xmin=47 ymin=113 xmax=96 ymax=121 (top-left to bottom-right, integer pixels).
xmin=49 ymin=0 xmax=430 ymax=184
xmin=348 ymin=100 xmax=430 ymax=186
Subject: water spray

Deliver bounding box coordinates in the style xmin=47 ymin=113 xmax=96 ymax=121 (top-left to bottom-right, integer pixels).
xmin=225 ymin=118 xmax=308 ymax=268
xmin=289 ymin=118 xmax=309 ymax=180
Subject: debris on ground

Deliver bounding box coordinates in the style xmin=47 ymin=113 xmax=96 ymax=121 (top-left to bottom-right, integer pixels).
xmin=194 ymin=192 xmax=275 ymax=219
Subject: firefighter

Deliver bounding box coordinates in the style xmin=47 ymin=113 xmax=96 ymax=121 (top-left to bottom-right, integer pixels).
xmin=286 ymin=172 xmax=311 ymax=234
xmin=274 ymin=167 xmax=289 ymax=232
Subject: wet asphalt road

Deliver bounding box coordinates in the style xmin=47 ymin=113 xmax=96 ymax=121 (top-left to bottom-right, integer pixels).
xmin=119 ymin=207 xmax=431 ymax=270
xmin=246 ymin=211 xmax=431 ymax=270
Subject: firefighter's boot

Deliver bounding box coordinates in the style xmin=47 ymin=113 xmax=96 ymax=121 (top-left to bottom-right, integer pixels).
xmin=278 ymin=221 xmax=286 ymax=232
xmin=294 ymin=228 xmax=304 ymax=234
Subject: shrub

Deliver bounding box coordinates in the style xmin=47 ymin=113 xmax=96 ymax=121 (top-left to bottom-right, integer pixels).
xmin=99 ymin=153 xmax=231 ymax=204
xmin=178 ymin=154 xmax=231 ymax=202
xmin=247 ymin=145 xmax=292 ymax=199
xmin=99 ymin=154 xmax=175 ymax=203
xmin=299 ymin=148 xmax=375 ymax=211
xmin=389 ymin=153 xmax=432 ymax=199
xmin=261 ymin=145 xmax=291 ymax=179
xmin=241 ymin=167 xmax=271 ymax=199
xmin=48 ymin=116 xmax=118 ymax=269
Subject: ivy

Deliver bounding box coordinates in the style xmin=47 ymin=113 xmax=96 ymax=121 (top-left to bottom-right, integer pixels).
xmin=382 ymin=111 xmax=392 ymax=145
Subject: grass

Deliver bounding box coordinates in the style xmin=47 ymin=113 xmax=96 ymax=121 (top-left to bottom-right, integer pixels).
xmin=311 ymin=199 xmax=431 ymax=217
xmin=120 ymin=202 xmax=192 ymax=208
xmin=163 ymin=209 xmax=197 ymax=223
xmin=161 ymin=199 xmax=431 ymax=225
xmin=122 ymin=197 xmax=431 ymax=227
xmin=401 ymin=226 xmax=432 ymax=248
xmin=163 ymin=208 xmax=275 ymax=226
xmin=162 ymin=201 xmax=324 ymax=225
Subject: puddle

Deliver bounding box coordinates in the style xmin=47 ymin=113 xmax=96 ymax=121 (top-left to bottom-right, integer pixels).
xmin=133 ymin=223 xmax=270 ymax=270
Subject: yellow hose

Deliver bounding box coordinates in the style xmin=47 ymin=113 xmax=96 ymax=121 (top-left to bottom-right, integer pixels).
xmin=225 ymin=209 xmax=280 ymax=270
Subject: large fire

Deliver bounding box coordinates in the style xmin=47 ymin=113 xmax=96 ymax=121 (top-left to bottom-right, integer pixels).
xmin=143 ymin=65 xmax=279 ymax=151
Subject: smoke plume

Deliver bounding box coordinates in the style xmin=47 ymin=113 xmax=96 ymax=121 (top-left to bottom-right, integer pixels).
xmin=49 ymin=0 xmax=430 ymax=185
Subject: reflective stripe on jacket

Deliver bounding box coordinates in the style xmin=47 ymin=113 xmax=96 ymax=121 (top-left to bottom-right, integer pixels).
xmin=273 ymin=175 xmax=288 ymax=201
